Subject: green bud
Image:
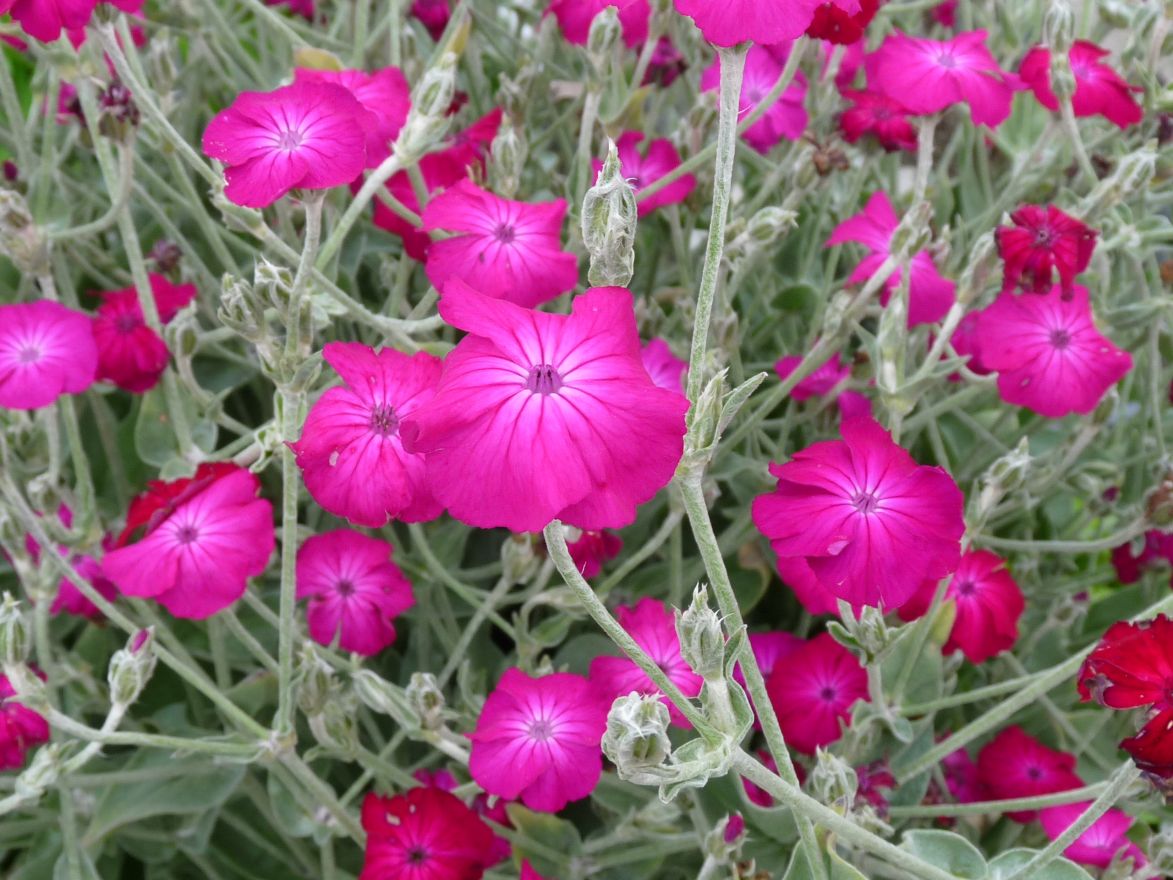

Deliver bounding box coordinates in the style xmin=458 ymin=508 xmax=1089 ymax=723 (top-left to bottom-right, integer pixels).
xmin=586 ymin=6 xmax=621 ymax=72
xmin=675 ymin=585 xmax=724 ymax=680
xmin=0 ymin=593 xmax=30 ymax=669
xmin=296 ymin=644 xmax=335 ymax=717
xmin=1043 ymin=0 xmax=1075 ymax=56
xmin=489 ymin=115 xmax=527 ymax=198
xmin=957 ymin=231 xmax=997 ymax=304
xmin=406 ymin=672 xmax=446 ymax=731
xmin=501 ymin=532 xmax=541 ymax=584
xmin=107 ymin=628 xmax=156 ymax=707
xmin=353 ymin=669 xmax=420 ymax=728
xmin=889 ymin=200 xmax=933 ymax=261
xmin=308 ymin=695 xmax=360 ymax=756
xmin=1146 ymin=474 xmax=1173 ymax=529
xmin=704 ymin=813 xmax=746 ymax=863
xmin=602 ymin=693 xmax=672 ymax=783
xmin=217 ymin=275 xmax=265 ymax=342
xmin=582 ymin=139 xmax=638 ymax=288
xmin=969 ymin=437 xmax=1031 ymax=528
xmin=15 ymin=742 xmax=61 ymax=803
xmin=396 ymin=54 xmax=458 ymax=160
xmin=0 ymin=190 xmax=50 ymax=277
xmin=810 ymin=748 xmax=858 ymax=814
xmin=1049 ymin=55 xmax=1077 ymax=103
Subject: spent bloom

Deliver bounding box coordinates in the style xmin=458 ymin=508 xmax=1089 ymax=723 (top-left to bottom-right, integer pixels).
xmin=766 ymin=633 xmax=868 ymax=754
xmin=593 ymin=132 xmax=695 ymax=216
xmin=641 ymin=339 xmax=687 ymax=393
xmin=753 ymin=417 xmax=964 ymax=610
xmin=0 ymin=301 xmax=97 ymax=410
xmin=674 ymin=0 xmax=851 ymax=47
xmin=202 ymin=80 xmax=367 ymax=208
xmin=827 ymin=191 xmax=955 ymax=327
xmin=976 ymin=726 xmax=1083 ymax=821
xmin=101 ymin=466 xmax=274 ymax=619
xmin=702 ymin=44 xmax=808 ymax=154
xmin=996 ymin=204 xmax=1097 ymax=296
xmin=1019 ymin=41 xmax=1144 ymax=129
xmin=291 ymin=343 xmax=444 ymax=528
xmin=296 ymin=530 xmax=415 ymax=657
xmin=976 ymin=285 xmax=1133 ymax=419
xmin=589 ymin=598 xmax=703 ymax=727
xmin=402 ymin=282 xmax=688 ymax=533
xmin=469 ymin=668 xmax=609 ymax=812
xmin=293 ymin=66 xmax=411 ymax=166
xmin=422 ymin=180 xmax=579 ymax=308
xmin=567 ymin=529 xmax=623 ymax=579
xmin=839 ymin=89 xmax=918 ymax=153
xmin=866 ymin=30 xmax=1016 ymax=127
xmin=547 ymin=0 xmax=650 ymax=47
xmin=360 ymin=787 xmax=495 ymax=880
xmin=1039 ymin=803 xmax=1147 ymax=869
xmin=91 ymin=274 xmax=197 ymax=393
xmin=0 ymin=673 xmax=49 ymax=770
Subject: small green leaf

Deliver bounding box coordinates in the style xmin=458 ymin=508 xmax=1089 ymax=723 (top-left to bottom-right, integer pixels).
xmin=901 ymin=829 xmax=988 ymax=880
xmin=828 ymin=848 xmax=869 ymax=880
xmin=987 ymin=850 xmax=1094 ymax=880
xmin=505 ymin=804 xmax=582 ymax=877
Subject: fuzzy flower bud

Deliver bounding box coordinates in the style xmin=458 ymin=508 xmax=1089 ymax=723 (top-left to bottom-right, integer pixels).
xmin=489 ymin=115 xmax=527 ymax=198
xmin=957 ymin=231 xmax=997 ymax=303
xmin=308 ymin=696 xmax=360 ymax=755
xmin=587 ymin=6 xmax=621 ymax=73
xmin=0 ymin=593 xmax=30 ymax=670
xmin=406 ymin=672 xmax=446 ymax=731
xmin=296 ymin=644 xmax=335 ymax=717
xmin=1043 ymin=0 xmax=1076 ymax=57
xmin=889 ymin=200 xmax=934 ymax=262
xmin=970 ymin=437 xmax=1031 ymax=528
xmin=501 ymin=532 xmax=541 ymax=584
xmin=1146 ymin=473 xmax=1173 ymax=528
xmin=602 ymin=693 xmax=672 ymax=783
xmin=727 ymin=207 xmax=798 ymax=265
xmin=97 ymin=80 xmax=140 ymax=143
xmin=396 ymin=53 xmax=458 ymax=160
xmin=0 ymin=189 xmax=49 ymax=277
xmin=107 ymin=628 xmax=156 ymax=708
xmin=353 ymin=669 xmax=419 ymax=728
xmin=810 ymin=748 xmax=859 ymax=813
xmin=675 ymin=585 xmax=724 ymax=680
xmin=705 ymin=813 xmax=747 ymax=862
xmin=15 ymin=742 xmax=61 ymax=802
xmin=582 ymin=140 xmax=637 ymax=288
xmin=217 ymin=275 xmax=266 ymax=342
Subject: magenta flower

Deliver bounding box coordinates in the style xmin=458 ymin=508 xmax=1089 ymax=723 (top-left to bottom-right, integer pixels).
xmin=674 ymin=0 xmax=837 ymax=47
xmin=996 ymin=204 xmax=1097 ymax=296
xmin=976 ymin=726 xmax=1082 ymax=821
xmin=1019 ymin=41 xmax=1143 ymax=130
xmin=567 ymin=529 xmax=623 ymax=579
xmin=734 ymin=631 xmax=803 ymax=727
xmin=1111 ymin=531 xmax=1173 ymax=585
xmin=296 ymin=530 xmax=415 ymax=656
xmin=947 ymin=310 xmax=990 ymax=376
xmin=593 ymin=132 xmax=695 ymax=216
xmin=766 ymin=633 xmax=868 ymax=754
xmin=589 ymin=598 xmax=703 ymax=727
xmin=469 ymin=668 xmax=609 ymax=812
xmin=91 ymin=274 xmax=196 ymax=393
xmin=641 ymin=338 xmax=687 ymax=392
xmin=265 ymin=0 xmax=312 ymax=19
xmin=26 ymin=506 xmax=119 ymax=620
xmin=0 ymin=674 xmax=49 ymax=770
xmin=866 ymin=30 xmax=1016 ymax=127
xmin=0 ymin=301 xmax=97 ymax=410
xmin=701 ymin=44 xmax=808 ymax=154
xmin=0 ymin=0 xmax=96 ymax=41
xmin=931 ymin=0 xmax=957 ymax=27
xmin=806 ymin=0 xmax=878 ymax=45
xmin=360 ymin=787 xmax=495 ymax=880
xmin=776 ymin=555 xmax=841 ymax=615
xmin=827 ymin=190 xmax=955 ymax=326
xmin=645 ymin=37 xmax=687 ymax=87
xmin=753 ymin=417 xmax=964 ymax=610
xmin=1039 ymin=803 xmax=1146 ymax=869
xmin=403 ymin=282 xmax=688 ymax=532
xmin=839 ymin=89 xmax=918 ymax=152
xmin=521 ymin=862 xmax=548 ymax=880
xmin=942 ymin=747 xmax=984 ymax=804
xmin=547 ymin=0 xmax=650 ymax=47
xmin=101 ymin=466 xmax=275 ymax=619
xmin=293 ymin=67 xmax=411 ymax=166
xmin=422 ymin=180 xmax=579 ymax=308
xmin=291 ymin=343 xmax=443 ymax=528
xmin=202 ymin=81 xmax=368 ymax=208
xmin=411 ymin=0 xmax=450 ymax=41
xmin=977 ymin=285 xmax=1133 ymax=419
xmin=776 ymin=353 xmax=850 ymax=402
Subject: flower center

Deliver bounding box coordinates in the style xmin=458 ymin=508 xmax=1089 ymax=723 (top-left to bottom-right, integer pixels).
xmin=1026 ymin=766 xmax=1042 ymax=781
xmin=527 ymin=718 xmax=555 ymax=741
xmin=276 ymin=128 xmax=305 ymax=151
xmin=937 ymin=52 xmax=957 ymax=69
xmin=407 ymin=846 xmax=428 ymax=865
xmin=955 ymin=580 xmax=976 ymax=597
xmin=494 ymin=223 xmax=516 ymax=244
xmin=370 ymin=404 xmax=400 ymax=436
xmin=851 ymin=491 xmax=880 ymax=515
xmin=526 ymin=364 xmax=563 ymax=395
xmin=1033 ymin=224 xmax=1058 ymax=247
xmin=336 ymin=579 xmax=355 ymax=597
xmin=115 ymin=312 xmax=142 ymax=334
xmin=175 ymin=524 xmax=199 ymax=545
xmin=16 ymin=344 xmax=42 ymax=364
xmin=819 ymin=686 xmax=838 ymax=702
xmin=1050 ymin=328 xmax=1072 ymax=350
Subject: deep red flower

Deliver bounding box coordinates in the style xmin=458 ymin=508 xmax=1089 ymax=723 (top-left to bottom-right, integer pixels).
xmin=0 ymin=673 xmax=49 ymax=770
xmin=91 ymin=274 xmax=196 ymax=393
xmin=976 ymin=726 xmax=1083 ymax=821
xmin=839 ymin=89 xmax=917 ymax=153
xmin=1111 ymin=531 xmax=1173 ymax=584
xmin=854 ymin=760 xmax=896 ymax=817
xmin=360 ymin=787 xmax=496 ymax=880
xmin=567 ymin=529 xmax=623 ymax=579
xmin=766 ymin=633 xmax=868 ymax=754
xmin=806 ymin=0 xmax=879 ymax=45
xmin=996 ymin=204 xmax=1097 ymax=297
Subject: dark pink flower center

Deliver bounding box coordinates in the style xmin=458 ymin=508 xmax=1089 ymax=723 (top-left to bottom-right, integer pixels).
xmin=1050 ymin=328 xmax=1072 ymax=349
xmin=526 ymin=364 xmax=562 ymax=395
xmin=115 ymin=312 xmax=142 ymax=334
xmin=17 ymin=345 xmax=42 ymax=364
xmin=407 ymin=846 xmax=429 ymax=865
xmin=527 ymin=718 xmax=555 ymax=741
xmin=937 ymin=52 xmax=957 ymax=69
xmin=494 ymin=223 xmax=516 ymax=244
xmin=852 ymin=491 xmax=880 ymax=515
xmin=370 ymin=404 xmax=400 ymax=436
xmin=819 ymin=685 xmax=838 ymax=702
xmin=1026 ymin=766 xmax=1042 ymax=780
xmin=175 ymin=525 xmax=199 ymax=545
xmin=955 ymin=580 xmax=976 ymax=596
xmin=1033 ymin=224 xmax=1059 ymax=248
xmin=336 ymin=579 xmax=355 ymax=597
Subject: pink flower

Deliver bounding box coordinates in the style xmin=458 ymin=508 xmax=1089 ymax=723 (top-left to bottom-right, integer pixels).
xmin=593 ymin=132 xmax=695 ymax=216
xmin=806 ymin=0 xmax=878 ymax=45
xmin=202 ymin=81 xmax=368 ymax=208
xmin=641 ymin=338 xmax=687 ymax=392
xmin=645 ymin=37 xmax=687 ymax=87
xmin=734 ymin=632 xmax=803 ymax=727
xmin=91 ymin=274 xmax=197 ymax=393
xmin=742 ymin=749 xmax=807 ymax=807
xmin=977 ymin=285 xmax=1133 ymax=419
xmin=976 ymin=726 xmax=1083 ymax=822
xmin=701 ymin=44 xmax=808 ymax=154
xmin=521 ymin=863 xmax=548 ymax=880
xmin=0 ymin=301 xmax=97 ymax=410
xmin=827 ymin=191 xmax=955 ymax=326
xmin=931 ymin=0 xmax=956 ymax=27
xmin=589 ymin=598 xmax=703 ymax=727
xmin=1111 ymin=531 xmax=1173 ymax=584
xmin=265 ymin=0 xmax=312 ymax=19
xmin=899 ymin=550 xmax=1025 ymax=664
xmin=775 ymin=556 xmax=840 ymax=615
xmin=567 ymin=529 xmax=623 ymax=579
xmin=411 ymin=0 xmax=450 ymax=41
xmin=753 ymin=417 xmax=964 ymax=610
xmin=866 ymin=30 xmax=1016 ymax=127
xmin=947 ymin=310 xmax=990 ymax=376
xmin=293 ymin=67 xmax=411 ymax=167
xmin=1 ymin=0 xmax=96 ymax=41
xmin=413 ymin=768 xmax=459 ymax=790
xmin=776 ymin=353 xmax=850 ymax=401
xmin=674 ymin=0 xmax=833 ymax=47
xmin=766 ymin=632 xmax=868 ymax=754
xmin=942 ymin=747 xmax=984 ymax=804
xmin=1039 ymin=803 xmax=1147 ymax=869
xmin=0 ymin=674 xmax=49 ymax=770
xmin=291 ymin=343 xmax=443 ymax=527
xmin=1019 ymin=41 xmax=1143 ymax=130
xmin=402 ymin=282 xmax=689 ymax=532
xmin=547 ymin=0 xmax=650 ymax=47
xmin=360 ymin=787 xmax=495 ymax=880
xmin=839 ymin=89 xmax=918 ymax=152
xmin=996 ymin=204 xmax=1097 ymax=297
xmin=101 ymin=466 xmax=275 ymax=619
xmin=53 ymin=554 xmax=118 ymax=619
xmin=422 ymin=180 xmax=579 ymax=308
xmin=296 ymin=530 xmax=415 ymax=656
xmin=469 ymin=668 xmax=608 ymax=812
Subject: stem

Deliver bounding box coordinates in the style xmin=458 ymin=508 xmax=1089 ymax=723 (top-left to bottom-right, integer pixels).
xmin=1059 ymin=99 xmax=1098 ymax=188
xmin=315 ymin=154 xmax=402 ymax=271
xmin=887 ymin=780 xmax=1109 ymax=818
xmin=975 ymin=518 xmax=1146 ymax=554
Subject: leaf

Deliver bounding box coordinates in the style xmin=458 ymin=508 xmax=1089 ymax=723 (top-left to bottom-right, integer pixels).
xmin=901 ymin=829 xmax=988 ymax=880
xmin=987 ymin=850 xmax=1094 ymax=880
xmin=53 ymin=851 xmax=102 ymax=880
xmin=828 ymin=848 xmax=869 ymax=880
xmin=266 ymin=769 xmax=318 ymax=839
xmin=881 ymin=622 xmax=944 ymax=706
xmin=84 ymin=751 xmax=246 ymax=846
xmin=505 ymin=804 xmax=582 ymax=877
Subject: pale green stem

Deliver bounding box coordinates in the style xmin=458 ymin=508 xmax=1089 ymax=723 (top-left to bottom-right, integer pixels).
xmin=888 ymin=780 xmax=1109 ymax=818
xmin=975 ymin=518 xmax=1146 ymax=554
xmin=315 ymin=154 xmax=402 ymax=271
xmin=438 ymin=575 xmax=514 ymax=685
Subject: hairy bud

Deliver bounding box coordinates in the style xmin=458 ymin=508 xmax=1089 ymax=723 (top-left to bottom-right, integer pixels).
xmin=353 ymin=669 xmax=419 ymax=728
xmin=675 ymin=585 xmax=724 ymax=680
xmin=602 ymin=693 xmax=672 ymax=783
xmin=586 ymin=6 xmax=621 ymax=73
xmin=582 ymin=140 xmax=637 ymax=287
xmin=107 ymin=628 xmax=156 ymax=707
xmin=501 ymin=532 xmax=541 ymax=584
xmin=705 ymin=813 xmax=747 ymax=862
xmin=810 ymin=748 xmax=859 ymax=814
xmin=406 ymin=672 xmax=446 ymax=731
xmin=396 ymin=53 xmax=458 ymax=160
xmin=1043 ymin=0 xmax=1075 ymax=57
xmin=489 ymin=115 xmax=527 ymax=198
xmin=308 ymin=695 xmax=360 ymax=756
xmin=0 ymin=593 xmax=30 ymax=670
xmin=0 ymin=189 xmax=49 ymax=277
xmin=296 ymin=644 xmax=335 ymax=717
xmin=15 ymin=742 xmax=61 ymax=803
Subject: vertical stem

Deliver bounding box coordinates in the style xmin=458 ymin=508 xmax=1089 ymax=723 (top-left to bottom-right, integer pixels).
xmin=686 ymin=44 xmax=746 ymax=405
xmin=1059 ymin=100 xmax=1098 ymax=187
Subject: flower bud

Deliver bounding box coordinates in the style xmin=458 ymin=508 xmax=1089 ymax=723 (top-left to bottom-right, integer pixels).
xmin=1146 ymin=473 xmax=1173 ymax=528
xmin=217 ymin=274 xmax=266 ymax=342
xmin=1049 ymin=55 xmax=1077 ymax=104
xmin=396 ymin=53 xmax=458 ymax=160
xmin=582 ymin=139 xmax=638 ymax=288
xmin=15 ymin=742 xmax=61 ymax=802
xmin=406 ymin=672 xmax=446 ymax=731
xmin=969 ymin=437 xmax=1031 ymax=528
xmin=5 ymin=663 xmax=48 ymax=710
xmin=501 ymin=532 xmax=540 ymax=584
xmin=107 ymin=628 xmax=156 ymax=707
xmin=682 ymin=369 xmax=726 ymax=469
xmin=352 ymin=669 xmax=419 ymax=728
xmin=308 ymin=696 xmax=360 ymax=756
xmin=1043 ymin=0 xmax=1075 ymax=56
xmin=675 ymin=585 xmax=724 ymax=680
xmin=97 ymin=80 xmax=140 ymax=143
xmin=957 ymin=231 xmax=997 ymax=304
xmin=587 ymin=6 xmax=621 ymax=73
xmin=489 ymin=115 xmax=527 ymax=198
xmin=0 ymin=593 xmax=30 ymax=669
xmin=296 ymin=644 xmax=335 ymax=717
xmin=705 ymin=813 xmax=746 ymax=862
xmin=602 ymin=693 xmax=672 ymax=783
xmin=0 ymin=189 xmax=50 ymax=277
xmin=810 ymin=748 xmax=858 ymax=814
xmin=727 ymin=207 xmax=798 ymax=266
xmin=889 ymin=200 xmax=933 ymax=261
